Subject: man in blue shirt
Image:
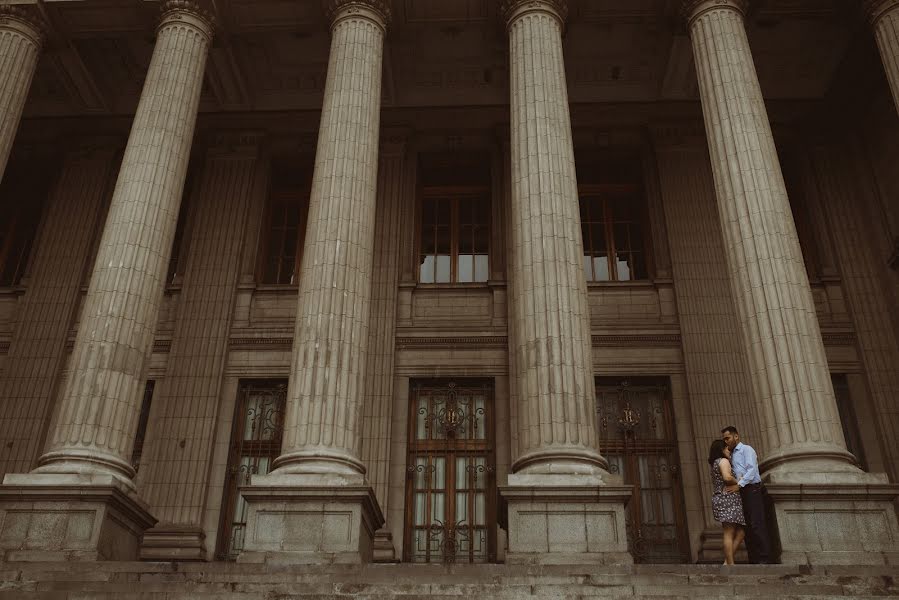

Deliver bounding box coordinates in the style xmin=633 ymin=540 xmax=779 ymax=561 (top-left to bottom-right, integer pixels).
xmin=722 ymin=425 xmax=772 ymax=564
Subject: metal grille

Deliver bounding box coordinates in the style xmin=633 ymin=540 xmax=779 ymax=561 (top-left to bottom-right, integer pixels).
xmin=217 ymin=380 xmax=286 ymax=560
xmin=405 ymin=380 xmax=495 ymax=564
xmin=596 ymin=378 xmax=689 ymax=563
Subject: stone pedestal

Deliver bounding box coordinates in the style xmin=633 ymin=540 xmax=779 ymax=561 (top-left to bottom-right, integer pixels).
xmin=765 ymin=471 xmax=899 ymax=566
xmin=0 ymin=474 xmax=156 ymax=562
xmin=237 ymin=473 xmax=382 ymax=565
xmin=500 ymin=474 xmax=632 ymax=565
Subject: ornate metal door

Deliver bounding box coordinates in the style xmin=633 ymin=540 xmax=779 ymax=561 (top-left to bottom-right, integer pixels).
xmin=595 ymin=378 xmax=689 ymax=563
xmin=404 ymin=379 xmax=495 ymax=563
xmin=216 ymin=380 xmax=286 ymax=560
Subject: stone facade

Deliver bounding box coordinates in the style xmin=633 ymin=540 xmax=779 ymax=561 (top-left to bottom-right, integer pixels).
xmin=0 ymin=0 xmax=897 ymax=568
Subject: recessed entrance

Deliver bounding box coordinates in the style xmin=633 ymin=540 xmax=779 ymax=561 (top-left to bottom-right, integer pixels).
xmin=596 ymin=377 xmax=689 ymax=563
xmin=404 ymin=378 xmax=496 ymax=564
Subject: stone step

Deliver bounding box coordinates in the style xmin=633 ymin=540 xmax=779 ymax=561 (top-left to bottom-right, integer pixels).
xmin=0 ymin=562 xmax=896 ymax=599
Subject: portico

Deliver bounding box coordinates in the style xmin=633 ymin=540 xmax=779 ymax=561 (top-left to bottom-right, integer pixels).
xmin=0 ymin=0 xmax=896 ymax=567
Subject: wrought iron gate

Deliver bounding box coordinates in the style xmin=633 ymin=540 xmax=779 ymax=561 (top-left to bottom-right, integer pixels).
xmin=595 ymin=377 xmax=689 ymax=563
xmin=216 ymin=380 xmax=286 ymax=560
xmin=404 ymin=379 xmax=496 ymax=564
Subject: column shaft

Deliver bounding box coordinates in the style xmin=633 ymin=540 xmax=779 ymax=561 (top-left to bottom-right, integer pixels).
xmin=867 ymin=0 xmax=899 ymax=114
xmin=0 ymin=147 xmax=117 ymax=477
xmin=504 ymin=0 xmax=603 ymax=474
xmin=275 ymin=1 xmax=387 ymax=476
xmin=35 ymin=2 xmax=213 ymax=484
xmin=0 ymin=6 xmax=42 ymax=182
xmin=685 ymin=0 xmax=853 ymax=472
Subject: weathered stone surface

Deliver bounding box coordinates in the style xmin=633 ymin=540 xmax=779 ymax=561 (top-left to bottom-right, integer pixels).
xmin=0 ymin=562 xmax=897 ymax=598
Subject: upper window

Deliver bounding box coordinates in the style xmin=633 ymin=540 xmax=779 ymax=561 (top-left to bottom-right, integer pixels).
xmin=580 ymin=186 xmax=649 ymax=282
xmin=0 ymin=165 xmax=47 ymax=287
xmin=419 ymin=190 xmax=490 ymax=284
xmin=258 ymin=159 xmax=310 ymax=285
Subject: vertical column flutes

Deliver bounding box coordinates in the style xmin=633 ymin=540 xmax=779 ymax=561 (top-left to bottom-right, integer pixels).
xmin=866 ymin=0 xmax=899 ymax=114
xmin=0 ymin=6 xmax=43 ymax=183
xmin=683 ymin=0 xmax=854 ymax=472
xmin=33 ymin=1 xmax=213 ymax=486
xmin=273 ymin=0 xmax=389 ymax=476
xmin=502 ymin=0 xmax=605 ymax=476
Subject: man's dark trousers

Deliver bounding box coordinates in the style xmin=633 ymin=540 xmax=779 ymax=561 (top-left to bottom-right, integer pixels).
xmin=740 ymin=483 xmax=771 ymax=563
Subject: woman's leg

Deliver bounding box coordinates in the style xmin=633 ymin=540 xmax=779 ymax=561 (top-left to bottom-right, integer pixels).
xmin=733 ymin=525 xmax=746 ymax=561
xmin=722 ymin=524 xmax=735 ymax=565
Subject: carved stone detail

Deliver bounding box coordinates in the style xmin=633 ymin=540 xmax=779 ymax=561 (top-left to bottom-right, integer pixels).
xmin=0 ymin=5 xmax=45 ymax=46
xmin=160 ymin=0 xmax=215 ymax=38
xmin=680 ymin=0 xmax=749 ymax=27
xmin=864 ymin=0 xmax=899 ymax=26
xmin=501 ymin=0 xmax=569 ymax=26
xmin=326 ymin=0 xmax=391 ymax=29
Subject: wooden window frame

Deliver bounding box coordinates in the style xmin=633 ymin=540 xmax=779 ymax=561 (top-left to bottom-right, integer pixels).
xmin=256 ymin=167 xmax=311 ymax=286
xmin=579 ymin=183 xmax=652 ymax=283
xmin=416 ymin=186 xmax=491 ymax=285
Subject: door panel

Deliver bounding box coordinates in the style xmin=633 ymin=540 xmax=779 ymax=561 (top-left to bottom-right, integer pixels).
xmin=597 ymin=377 xmax=689 ymax=563
xmin=405 ymin=379 xmax=495 ymax=564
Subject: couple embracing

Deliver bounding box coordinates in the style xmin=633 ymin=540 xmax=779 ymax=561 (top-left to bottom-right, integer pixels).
xmin=708 ymin=426 xmax=773 ymax=565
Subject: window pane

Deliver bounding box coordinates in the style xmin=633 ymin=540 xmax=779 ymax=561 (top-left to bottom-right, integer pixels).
xmin=435 ymin=255 xmax=451 ymax=283
xmin=420 ymin=222 xmax=436 ymax=255
xmin=458 ymin=225 xmax=474 ymax=254
xmin=420 ymin=255 xmax=435 ymax=283
xmin=473 ymin=226 xmax=489 ymax=253
xmin=457 ymin=254 xmax=473 ymax=282
xmin=474 ymin=255 xmax=488 ymax=282
xmin=593 ymin=255 xmax=610 ymax=281
xmin=583 ymin=255 xmax=593 ymax=280
xmin=436 ymin=226 xmax=451 ymax=254
xmin=616 ymin=256 xmax=631 ymax=281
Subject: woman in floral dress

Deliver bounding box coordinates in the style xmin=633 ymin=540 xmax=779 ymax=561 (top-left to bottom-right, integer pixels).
xmin=708 ymin=439 xmax=746 ymax=565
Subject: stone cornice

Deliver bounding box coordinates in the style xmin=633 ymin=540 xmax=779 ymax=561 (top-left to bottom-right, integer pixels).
xmin=501 ymin=0 xmax=569 ymax=28
xmin=159 ymin=0 xmax=215 ymax=40
xmin=0 ymin=4 xmax=45 ymax=47
xmin=681 ymin=0 xmax=749 ymax=28
xmin=864 ymin=0 xmax=899 ymax=26
xmin=325 ymin=0 xmax=391 ymax=31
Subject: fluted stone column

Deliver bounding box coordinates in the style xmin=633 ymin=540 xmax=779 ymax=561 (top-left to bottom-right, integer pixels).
xmin=0 ymin=5 xmax=42 ymax=184
xmin=866 ymin=0 xmax=899 ymax=114
xmin=238 ymin=0 xmax=389 ymax=565
xmin=0 ymin=1 xmax=214 ymax=562
xmin=498 ymin=0 xmax=632 ymax=565
xmin=684 ymin=0 xmax=899 ymax=565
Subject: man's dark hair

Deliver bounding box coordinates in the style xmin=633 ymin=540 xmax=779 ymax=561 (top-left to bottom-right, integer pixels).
xmin=721 ymin=425 xmax=739 ymax=435
xmin=708 ymin=439 xmax=728 ymax=465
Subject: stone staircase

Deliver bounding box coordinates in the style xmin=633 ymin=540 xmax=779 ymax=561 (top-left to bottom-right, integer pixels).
xmin=1 ymin=562 xmax=897 ymax=599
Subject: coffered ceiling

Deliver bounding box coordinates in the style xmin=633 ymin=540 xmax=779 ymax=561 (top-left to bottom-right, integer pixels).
xmin=15 ymin=0 xmax=865 ymax=119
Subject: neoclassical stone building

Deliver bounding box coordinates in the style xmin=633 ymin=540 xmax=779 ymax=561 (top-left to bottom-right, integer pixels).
xmin=0 ymin=0 xmax=897 ymax=567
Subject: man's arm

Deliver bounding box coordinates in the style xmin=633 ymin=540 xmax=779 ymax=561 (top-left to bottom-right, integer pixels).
xmin=738 ymin=445 xmax=759 ymax=486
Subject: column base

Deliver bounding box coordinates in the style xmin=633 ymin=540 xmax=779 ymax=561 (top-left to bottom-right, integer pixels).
xmin=236 ymin=472 xmax=384 ymax=565
xmin=499 ymin=473 xmax=633 ymax=565
xmin=765 ymin=469 xmax=899 ymax=565
xmin=0 ymin=473 xmax=156 ymax=562
xmin=139 ymin=525 xmax=206 ymax=561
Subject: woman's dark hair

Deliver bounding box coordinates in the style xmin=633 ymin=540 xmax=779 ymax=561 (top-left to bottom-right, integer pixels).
xmin=708 ymin=439 xmax=728 ymax=465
